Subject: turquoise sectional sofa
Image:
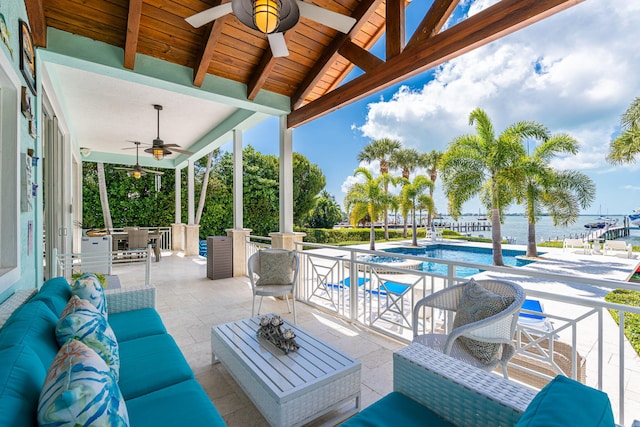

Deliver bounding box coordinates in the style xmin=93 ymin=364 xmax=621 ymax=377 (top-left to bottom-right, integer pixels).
xmin=0 ymin=277 xmax=226 ymax=427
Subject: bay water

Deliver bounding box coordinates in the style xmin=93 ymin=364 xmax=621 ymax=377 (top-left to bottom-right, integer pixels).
xmin=451 ymin=214 xmax=640 ymax=246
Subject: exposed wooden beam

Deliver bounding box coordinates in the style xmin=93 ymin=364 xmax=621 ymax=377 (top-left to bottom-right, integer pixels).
xmin=291 ymin=0 xmax=382 ymax=109
xmin=24 ymin=0 xmax=46 ymax=47
xmin=407 ymin=0 xmax=460 ymax=49
xmin=247 ymin=31 xmax=295 ymax=100
xmin=338 ymin=40 xmax=384 ymax=73
xmin=386 ymin=0 xmax=405 ymax=59
xmin=288 ymin=0 xmax=583 ymax=128
xmin=123 ymin=0 xmax=143 ymax=70
xmin=194 ymin=15 xmax=228 ymax=87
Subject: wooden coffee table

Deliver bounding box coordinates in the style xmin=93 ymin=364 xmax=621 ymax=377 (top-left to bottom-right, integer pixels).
xmin=211 ymin=316 xmax=361 ymax=426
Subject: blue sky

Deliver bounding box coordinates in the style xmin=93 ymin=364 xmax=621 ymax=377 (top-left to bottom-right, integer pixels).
xmin=236 ymin=0 xmax=640 ymax=215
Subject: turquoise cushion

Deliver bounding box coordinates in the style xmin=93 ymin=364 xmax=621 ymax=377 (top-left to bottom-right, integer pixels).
xmin=56 ymin=296 xmax=120 ymax=381
xmin=340 ymin=392 xmax=454 ymax=427
xmin=108 ymin=308 xmax=166 ymax=342
xmin=126 ymin=379 xmax=226 ymax=427
xmin=31 ymin=277 xmax=72 ymax=316
xmin=118 ymin=334 xmax=194 ymax=400
xmin=37 ymin=339 xmax=129 ymax=427
xmin=515 ymin=375 xmax=614 ymax=427
xmin=72 ymin=273 xmax=108 ymax=318
xmin=0 ymin=301 xmax=60 ymax=368
xmin=0 ymin=344 xmax=47 ymax=427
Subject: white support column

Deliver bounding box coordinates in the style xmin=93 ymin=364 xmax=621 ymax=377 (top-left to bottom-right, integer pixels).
xmin=233 ymin=129 xmax=243 ymax=229
xmin=184 ymin=160 xmax=199 ymax=255
xmin=171 ymin=167 xmax=184 ymax=251
xmin=270 ymin=116 xmax=305 ymax=250
xmin=279 ymin=115 xmax=294 ymax=234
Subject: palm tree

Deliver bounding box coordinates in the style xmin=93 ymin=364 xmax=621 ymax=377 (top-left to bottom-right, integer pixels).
xmin=358 ymin=138 xmax=402 ymax=240
xmin=400 ymin=176 xmax=434 ymax=246
xmin=607 ymin=97 xmax=640 ymax=164
xmin=440 ymin=108 xmax=548 ymax=266
xmin=421 ymin=150 xmax=443 ymax=227
xmin=391 ymin=148 xmax=420 ymax=234
xmin=344 ymin=168 xmax=395 ymax=250
xmin=511 ymin=135 xmax=595 ymax=257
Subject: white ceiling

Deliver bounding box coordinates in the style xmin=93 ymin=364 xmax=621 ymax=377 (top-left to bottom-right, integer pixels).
xmin=48 ymin=64 xmax=239 ymax=165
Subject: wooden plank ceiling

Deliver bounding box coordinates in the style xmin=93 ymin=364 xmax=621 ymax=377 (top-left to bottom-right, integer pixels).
xmin=26 ymin=0 xmax=582 ymax=127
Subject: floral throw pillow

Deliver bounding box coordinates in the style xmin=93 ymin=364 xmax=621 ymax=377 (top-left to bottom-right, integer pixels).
xmin=72 ymin=273 xmax=107 ymax=317
xmin=256 ymin=250 xmax=295 ymax=286
xmin=452 ymin=279 xmax=515 ymax=364
xmin=37 ymin=339 xmax=129 ymax=427
xmin=56 ymin=295 xmax=120 ymax=381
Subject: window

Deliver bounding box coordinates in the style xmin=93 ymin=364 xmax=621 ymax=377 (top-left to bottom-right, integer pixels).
xmin=0 ymin=51 xmax=20 ymax=293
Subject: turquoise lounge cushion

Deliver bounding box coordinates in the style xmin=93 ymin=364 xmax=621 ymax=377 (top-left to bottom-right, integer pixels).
xmin=56 ymin=296 xmax=120 ymax=381
xmin=340 ymin=392 xmax=454 ymax=427
xmin=0 ymin=301 xmax=59 ymax=368
xmin=0 ymin=344 xmax=47 ymax=427
xmin=515 ymin=375 xmax=614 ymax=427
xmin=37 ymin=339 xmax=129 ymax=427
xmin=126 ymin=379 xmax=226 ymax=427
xmin=118 ymin=334 xmax=194 ymax=400
xmin=31 ymin=277 xmax=72 ymax=316
xmin=72 ymin=273 xmax=108 ymax=317
xmin=108 ymin=308 xmax=166 ymax=342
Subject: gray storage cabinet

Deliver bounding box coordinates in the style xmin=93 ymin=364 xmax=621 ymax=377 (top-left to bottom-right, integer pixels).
xmin=207 ymin=236 xmax=233 ymax=279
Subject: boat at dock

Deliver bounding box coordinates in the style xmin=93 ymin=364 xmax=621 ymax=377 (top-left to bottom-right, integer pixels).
xmin=584 ymin=217 xmax=618 ymax=229
xmin=629 ymin=209 xmax=640 ymax=227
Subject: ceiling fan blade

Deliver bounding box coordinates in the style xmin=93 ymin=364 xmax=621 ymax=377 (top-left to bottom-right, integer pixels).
xmin=141 ymin=168 xmax=165 ymax=175
xmin=296 ymin=1 xmax=356 ymax=33
xmin=169 ymin=148 xmax=194 ymax=155
xmin=267 ymin=33 xmax=289 ymax=58
xmin=114 ymin=167 xmax=133 ymax=171
xmin=185 ymin=3 xmax=233 ymax=28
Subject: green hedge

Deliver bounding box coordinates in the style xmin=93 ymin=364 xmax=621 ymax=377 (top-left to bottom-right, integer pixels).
xmin=295 ymin=227 xmax=492 ymax=245
xmin=605 ymin=289 xmax=640 ymax=356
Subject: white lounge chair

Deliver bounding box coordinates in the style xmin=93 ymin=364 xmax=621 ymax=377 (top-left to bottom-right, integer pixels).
xmin=603 ymin=240 xmax=633 ymax=258
xmin=562 ymin=238 xmax=589 ymax=254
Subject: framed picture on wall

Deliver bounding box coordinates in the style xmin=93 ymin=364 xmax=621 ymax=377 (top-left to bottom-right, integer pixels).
xmin=19 ymin=20 xmax=36 ymax=95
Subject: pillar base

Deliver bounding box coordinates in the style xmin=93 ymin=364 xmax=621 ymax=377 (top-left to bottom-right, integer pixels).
xmin=184 ymin=225 xmax=200 ymax=256
xmin=171 ymin=223 xmax=185 ymax=251
xmin=268 ymin=232 xmax=306 ymax=250
xmin=226 ymin=228 xmax=252 ymax=277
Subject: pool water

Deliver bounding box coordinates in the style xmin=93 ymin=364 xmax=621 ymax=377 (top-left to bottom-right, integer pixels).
xmin=369 ymin=245 xmax=536 ymax=277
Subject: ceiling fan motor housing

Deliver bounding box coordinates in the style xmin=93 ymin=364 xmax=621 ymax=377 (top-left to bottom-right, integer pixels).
xmin=234 ymin=0 xmax=299 ymax=33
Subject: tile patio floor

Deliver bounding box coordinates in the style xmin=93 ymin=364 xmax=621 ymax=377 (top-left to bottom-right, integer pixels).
xmin=113 ymin=253 xmax=403 ymax=426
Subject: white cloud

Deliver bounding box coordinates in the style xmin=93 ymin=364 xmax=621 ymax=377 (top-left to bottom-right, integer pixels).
xmin=358 ymin=0 xmax=640 ymax=171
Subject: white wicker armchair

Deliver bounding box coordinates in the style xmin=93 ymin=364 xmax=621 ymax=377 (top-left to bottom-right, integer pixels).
xmin=248 ymin=249 xmax=299 ymax=323
xmin=412 ymin=279 xmax=526 ymax=378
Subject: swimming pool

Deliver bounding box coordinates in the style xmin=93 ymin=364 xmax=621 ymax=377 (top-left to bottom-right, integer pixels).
xmin=362 ymin=244 xmax=536 ymax=277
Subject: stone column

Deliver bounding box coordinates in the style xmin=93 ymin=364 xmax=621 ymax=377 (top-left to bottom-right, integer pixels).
xmin=184 ymin=224 xmax=200 ymax=256
xmin=269 ymin=232 xmax=306 ymax=250
xmin=171 ymin=223 xmax=185 ymax=251
xmin=226 ymin=228 xmax=251 ymax=277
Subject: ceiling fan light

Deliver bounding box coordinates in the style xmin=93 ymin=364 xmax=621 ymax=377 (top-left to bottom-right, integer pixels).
xmin=132 ymin=170 xmax=142 ymax=179
xmin=153 ymin=147 xmax=165 ymax=161
xmin=253 ymin=0 xmax=280 ymax=34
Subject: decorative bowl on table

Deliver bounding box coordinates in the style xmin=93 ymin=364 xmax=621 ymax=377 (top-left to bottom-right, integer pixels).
xmin=256 ymin=314 xmax=300 ymax=354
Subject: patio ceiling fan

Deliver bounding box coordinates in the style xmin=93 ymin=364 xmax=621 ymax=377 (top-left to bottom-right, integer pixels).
xmin=144 ymin=104 xmax=193 ymax=160
xmin=115 ymin=141 xmax=165 ymax=179
xmin=185 ymin=0 xmax=356 ymax=57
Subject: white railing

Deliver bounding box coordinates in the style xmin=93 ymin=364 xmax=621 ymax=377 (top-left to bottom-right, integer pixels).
xmin=269 ymin=240 xmax=639 ymax=426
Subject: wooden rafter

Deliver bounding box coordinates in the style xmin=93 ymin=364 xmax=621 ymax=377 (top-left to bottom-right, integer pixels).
xmin=194 ymin=15 xmax=228 ymax=87
xmin=385 ymin=0 xmax=405 ymax=59
xmin=123 ymin=0 xmax=143 ymax=70
xmin=338 ymin=40 xmax=384 ymax=73
xmin=291 ymin=0 xmax=382 ymax=109
xmin=247 ymin=31 xmax=295 ymax=100
xmin=24 ymin=0 xmax=46 ymax=47
xmin=407 ymin=0 xmax=460 ymax=49
xmin=288 ymin=0 xmax=583 ymax=128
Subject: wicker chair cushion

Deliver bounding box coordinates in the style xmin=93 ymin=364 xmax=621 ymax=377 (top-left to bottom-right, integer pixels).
xmin=256 ymin=251 xmax=295 ymax=286
xmin=515 ymin=375 xmax=614 ymax=426
xmin=452 ymin=279 xmax=514 ymax=364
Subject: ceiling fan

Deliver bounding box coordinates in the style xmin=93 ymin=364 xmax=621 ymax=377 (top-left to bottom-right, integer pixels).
xmin=185 ymin=0 xmax=356 ymax=57
xmin=115 ymin=141 xmax=165 ymax=179
xmin=144 ymin=104 xmax=193 ymax=160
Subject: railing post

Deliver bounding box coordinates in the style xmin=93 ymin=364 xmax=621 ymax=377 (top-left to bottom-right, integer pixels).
xmin=350 ymin=251 xmax=357 ymax=321
xmin=145 ymin=245 xmax=151 ymax=286
xmin=619 ymin=311 xmax=625 ymax=426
